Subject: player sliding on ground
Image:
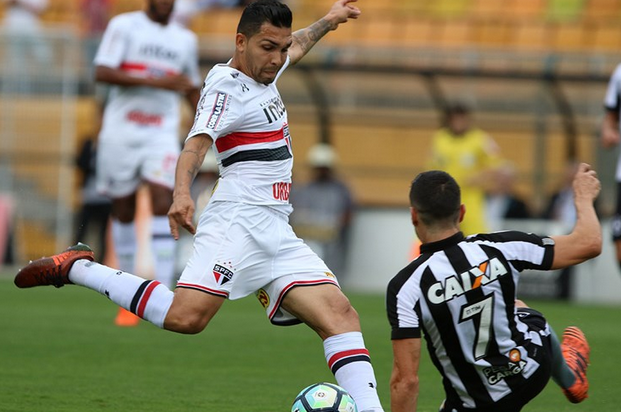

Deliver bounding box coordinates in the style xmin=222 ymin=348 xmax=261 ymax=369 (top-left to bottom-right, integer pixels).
xmin=387 ymin=164 xmax=600 ymax=412
xmin=14 ymin=1 xmax=384 ymax=411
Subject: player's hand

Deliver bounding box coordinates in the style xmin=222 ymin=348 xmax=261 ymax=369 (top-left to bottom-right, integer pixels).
xmin=168 ymin=194 xmax=196 ymax=240
xmin=601 ymin=125 xmax=620 ymax=148
xmin=572 ymin=163 xmax=601 ymax=202
xmin=326 ymin=0 xmax=361 ymax=28
xmin=153 ymin=74 xmax=195 ymax=93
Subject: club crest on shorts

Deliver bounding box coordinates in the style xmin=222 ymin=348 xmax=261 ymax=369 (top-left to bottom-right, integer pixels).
xmin=213 ymin=263 xmax=234 ymax=286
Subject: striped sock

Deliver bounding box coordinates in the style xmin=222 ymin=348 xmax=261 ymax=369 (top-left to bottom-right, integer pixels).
xmin=324 ymin=332 xmax=384 ymax=412
xmin=70 ymin=260 xmax=173 ymax=328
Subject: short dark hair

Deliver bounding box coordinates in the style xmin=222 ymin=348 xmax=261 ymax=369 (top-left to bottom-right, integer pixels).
xmin=237 ymin=0 xmax=292 ymax=38
xmin=409 ymin=170 xmax=461 ymax=226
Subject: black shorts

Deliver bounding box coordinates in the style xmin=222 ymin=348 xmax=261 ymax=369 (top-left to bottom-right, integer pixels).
xmin=439 ymin=308 xmax=552 ymax=412
xmin=612 ymin=182 xmax=621 ymax=241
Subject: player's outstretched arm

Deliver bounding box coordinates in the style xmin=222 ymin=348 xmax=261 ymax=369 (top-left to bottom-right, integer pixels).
xmin=168 ymin=134 xmax=213 ymax=240
xmin=550 ymin=163 xmax=602 ymax=269
xmin=288 ymin=0 xmax=360 ymax=65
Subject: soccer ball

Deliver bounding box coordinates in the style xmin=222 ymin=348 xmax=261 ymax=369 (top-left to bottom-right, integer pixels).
xmin=291 ymin=382 xmax=358 ymax=412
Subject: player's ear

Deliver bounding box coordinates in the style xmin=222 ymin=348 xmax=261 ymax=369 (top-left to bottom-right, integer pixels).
xmin=410 ymin=207 xmax=419 ymax=226
xmin=235 ymin=33 xmax=247 ymax=52
xmin=458 ymin=204 xmax=466 ymax=223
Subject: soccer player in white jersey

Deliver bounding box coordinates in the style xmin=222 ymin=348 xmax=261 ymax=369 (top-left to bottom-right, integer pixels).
xmin=602 ymin=63 xmax=621 ymax=275
xmin=92 ymin=0 xmax=202 ymax=324
xmin=387 ymin=165 xmax=600 ymax=412
xmin=15 ymin=1 xmax=385 ymax=411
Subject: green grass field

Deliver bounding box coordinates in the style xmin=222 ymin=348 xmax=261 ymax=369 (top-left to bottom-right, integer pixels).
xmin=1 ymin=276 xmax=620 ymax=412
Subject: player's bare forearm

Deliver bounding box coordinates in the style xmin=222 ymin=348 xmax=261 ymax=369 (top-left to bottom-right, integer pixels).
xmin=174 ymin=135 xmax=212 ymax=198
xmin=289 ymin=0 xmax=360 ymax=64
xmin=95 ymin=65 xmax=149 ymax=87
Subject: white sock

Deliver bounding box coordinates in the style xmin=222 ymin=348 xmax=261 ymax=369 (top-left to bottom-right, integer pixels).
xmin=111 ymin=219 xmax=137 ymax=274
xmin=69 ymin=259 xmax=173 ymax=328
xmin=151 ymin=215 xmax=177 ymax=288
xmin=323 ymin=331 xmax=384 ymax=412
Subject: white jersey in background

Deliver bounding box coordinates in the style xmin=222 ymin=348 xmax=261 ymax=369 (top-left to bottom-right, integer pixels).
xmin=95 ymin=11 xmax=202 ymax=143
xmin=188 ymin=57 xmax=294 ymax=213
xmin=604 ymin=63 xmax=621 ymax=181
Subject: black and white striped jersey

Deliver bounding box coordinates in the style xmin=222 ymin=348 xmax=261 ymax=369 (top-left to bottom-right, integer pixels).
xmin=387 ymin=231 xmax=555 ymax=409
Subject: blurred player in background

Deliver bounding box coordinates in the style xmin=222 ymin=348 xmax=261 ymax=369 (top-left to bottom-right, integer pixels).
xmin=602 ymin=63 xmax=621 ymax=275
xmin=290 ymin=143 xmax=354 ymax=278
xmin=93 ymin=0 xmax=201 ymax=325
xmin=1 ymin=0 xmax=51 ymax=92
xmin=388 ymin=165 xmax=600 ymax=412
xmin=429 ymin=103 xmax=503 ymax=236
xmin=15 ymin=1 xmax=385 ymax=411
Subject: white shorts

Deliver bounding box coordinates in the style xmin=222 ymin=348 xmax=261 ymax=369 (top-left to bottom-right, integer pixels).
xmin=177 ymin=201 xmax=339 ymax=325
xmin=96 ymin=133 xmax=179 ymax=198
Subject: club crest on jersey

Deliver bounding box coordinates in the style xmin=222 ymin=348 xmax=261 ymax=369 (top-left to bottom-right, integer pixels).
xmin=427 ymin=257 xmax=509 ymax=304
xmin=213 ymin=263 xmax=234 ymax=286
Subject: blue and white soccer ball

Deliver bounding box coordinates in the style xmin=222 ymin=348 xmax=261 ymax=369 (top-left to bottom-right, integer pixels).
xmin=291 ymin=382 xmax=358 ymax=412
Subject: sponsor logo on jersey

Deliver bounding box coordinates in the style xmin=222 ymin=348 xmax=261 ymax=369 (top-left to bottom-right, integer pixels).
xmin=213 ymin=263 xmax=234 ymax=286
xmin=206 ymin=92 xmax=228 ymax=130
xmin=261 ymin=96 xmax=286 ymax=124
xmin=427 ymin=257 xmax=509 ymax=304
xmin=325 ymin=272 xmax=336 ymax=279
xmin=139 ymin=44 xmax=179 ymax=62
xmin=127 ymin=110 xmax=163 ymax=126
xmin=272 ymin=182 xmax=291 ymax=201
xmin=482 ymin=354 xmax=527 ymax=385
xmin=257 ymin=288 xmax=270 ymax=308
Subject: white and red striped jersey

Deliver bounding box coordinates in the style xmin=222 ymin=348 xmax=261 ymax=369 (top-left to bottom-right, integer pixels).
xmin=188 ymin=57 xmax=294 ymax=212
xmin=94 ymin=11 xmax=201 ymax=142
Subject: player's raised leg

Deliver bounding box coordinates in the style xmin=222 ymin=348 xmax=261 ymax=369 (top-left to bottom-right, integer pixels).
xmin=282 ymin=284 xmax=384 ymax=412
xmin=515 ymin=300 xmax=590 ymax=403
xmin=14 ymin=243 xmax=224 ymax=334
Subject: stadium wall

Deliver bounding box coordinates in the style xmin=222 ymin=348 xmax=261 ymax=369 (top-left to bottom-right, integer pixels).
xmin=342 ymin=209 xmax=621 ymax=305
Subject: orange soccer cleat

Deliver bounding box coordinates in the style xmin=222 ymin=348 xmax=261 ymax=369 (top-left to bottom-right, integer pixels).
xmin=561 ymin=326 xmax=591 ymax=403
xmin=14 ymin=243 xmax=94 ymax=289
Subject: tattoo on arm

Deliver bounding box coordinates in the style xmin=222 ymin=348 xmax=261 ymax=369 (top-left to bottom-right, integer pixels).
xmin=180 ymin=148 xmax=203 ymax=180
xmin=293 ymin=18 xmax=333 ymax=56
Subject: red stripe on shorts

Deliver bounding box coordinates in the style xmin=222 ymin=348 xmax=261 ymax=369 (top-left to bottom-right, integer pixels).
xmin=176 ymin=282 xmax=229 ymax=298
xmin=268 ymin=279 xmax=339 ymax=320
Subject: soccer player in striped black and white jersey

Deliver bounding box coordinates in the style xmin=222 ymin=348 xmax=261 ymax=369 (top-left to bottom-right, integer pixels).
xmin=387 ymin=165 xmax=600 ymax=412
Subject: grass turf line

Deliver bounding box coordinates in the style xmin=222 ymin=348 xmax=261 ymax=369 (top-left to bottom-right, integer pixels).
xmin=1 ymin=277 xmax=620 ymax=411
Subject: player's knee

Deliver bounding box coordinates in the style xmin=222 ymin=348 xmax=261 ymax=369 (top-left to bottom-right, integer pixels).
xmin=326 ymin=295 xmax=360 ymax=331
xmin=165 ymin=311 xmax=210 ymax=334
